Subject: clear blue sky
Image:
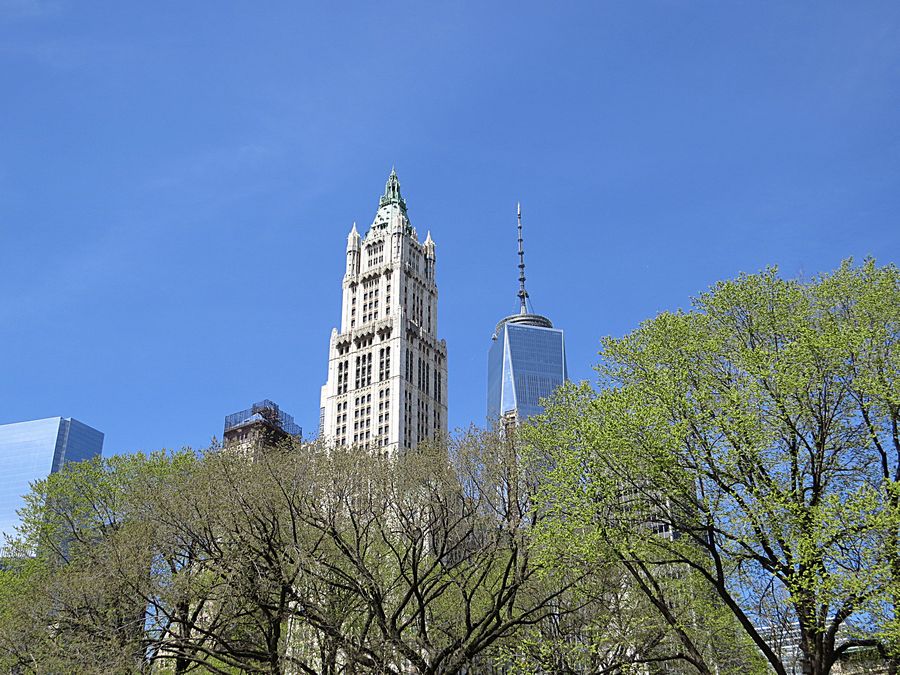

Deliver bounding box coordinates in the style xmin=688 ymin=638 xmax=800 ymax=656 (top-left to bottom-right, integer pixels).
xmin=1 ymin=2 xmax=898 ymax=456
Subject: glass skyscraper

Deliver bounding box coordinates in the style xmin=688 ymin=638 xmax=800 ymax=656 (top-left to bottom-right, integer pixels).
xmin=0 ymin=417 xmax=104 ymax=545
xmin=488 ymin=315 xmax=567 ymax=422
xmin=487 ymin=204 xmax=567 ymax=424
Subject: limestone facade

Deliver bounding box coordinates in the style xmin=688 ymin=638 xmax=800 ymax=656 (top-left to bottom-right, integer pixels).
xmin=319 ymin=171 xmax=447 ymax=453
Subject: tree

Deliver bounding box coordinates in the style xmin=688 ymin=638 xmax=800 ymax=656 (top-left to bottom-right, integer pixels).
xmin=529 ymin=259 xmax=900 ymax=675
xmin=0 ymin=449 xmax=209 ymax=673
xmin=233 ymin=432 xmax=590 ymax=674
xmin=0 ymin=432 xmax=618 ymax=674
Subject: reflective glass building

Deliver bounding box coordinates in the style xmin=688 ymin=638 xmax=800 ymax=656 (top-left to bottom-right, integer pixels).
xmin=488 ymin=203 xmax=567 ymax=424
xmin=488 ymin=314 xmax=567 ymax=422
xmin=0 ymin=417 xmax=104 ymax=544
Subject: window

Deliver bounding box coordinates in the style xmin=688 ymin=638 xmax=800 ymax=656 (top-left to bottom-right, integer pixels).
xmin=379 ymin=347 xmax=391 ymax=381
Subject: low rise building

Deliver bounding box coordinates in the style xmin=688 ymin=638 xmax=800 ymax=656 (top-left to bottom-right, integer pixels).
xmin=223 ymin=399 xmax=301 ymax=456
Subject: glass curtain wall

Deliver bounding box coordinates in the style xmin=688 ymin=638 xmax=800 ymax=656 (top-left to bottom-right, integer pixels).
xmin=0 ymin=417 xmax=103 ymax=545
xmin=487 ymin=321 xmax=567 ymax=423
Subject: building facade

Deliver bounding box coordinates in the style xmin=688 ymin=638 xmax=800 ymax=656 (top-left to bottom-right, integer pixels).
xmin=488 ymin=316 xmax=567 ymax=422
xmin=223 ymin=399 xmax=301 ymax=456
xmin=0 ymin=416 xmax=104 ymax=544
xmin=320 ymin=170 xmax=448 ymax=453
xmin=487 ymin=204 xmax=567 ymax=424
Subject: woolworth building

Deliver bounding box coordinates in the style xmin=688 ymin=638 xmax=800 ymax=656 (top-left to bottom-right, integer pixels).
xmin=319 ymin=170 xmax=448 ymax=453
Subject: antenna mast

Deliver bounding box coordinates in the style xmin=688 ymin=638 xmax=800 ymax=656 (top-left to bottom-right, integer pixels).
xmin=517 ymin=202 xmax=528 ymax=314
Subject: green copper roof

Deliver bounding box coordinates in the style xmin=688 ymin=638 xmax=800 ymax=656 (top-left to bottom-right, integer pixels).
xmin=379 ymin=168 xmax=407 ymax=211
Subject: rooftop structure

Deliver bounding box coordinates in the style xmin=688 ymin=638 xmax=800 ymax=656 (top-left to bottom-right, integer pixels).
xmin=224 ymin=399 xmax=301 ymax=436
xmin=223 ymin=399 xmax=301 ymax=456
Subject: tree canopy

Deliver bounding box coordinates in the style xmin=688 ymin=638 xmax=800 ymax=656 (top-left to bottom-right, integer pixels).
xmin=1 ymin=259 xmax=896 ymax=674
xmin=529 ymin=259 xmax=900 ymax=675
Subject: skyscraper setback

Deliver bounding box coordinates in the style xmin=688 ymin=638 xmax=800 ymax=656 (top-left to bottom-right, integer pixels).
xmin=320 ymin=171 xmax=448 ymax=453
xmin=487 ymin=204 xmax=567 ymax=424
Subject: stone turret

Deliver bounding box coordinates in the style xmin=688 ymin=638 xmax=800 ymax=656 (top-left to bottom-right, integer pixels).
xmin=346 ymin=222 xmax=360 ymax=275
xmin=424 ymin=231 xmax=436 ymax=281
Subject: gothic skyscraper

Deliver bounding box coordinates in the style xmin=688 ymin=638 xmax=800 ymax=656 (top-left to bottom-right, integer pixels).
xmin=320 ymin=170 xmax=448 ymax=453
xmin=487 ymin=203 xmax=567 ymax=424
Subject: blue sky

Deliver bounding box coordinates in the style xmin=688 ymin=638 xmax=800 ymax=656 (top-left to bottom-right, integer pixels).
xmin=1 ymin=1 xmax=898 ymax=455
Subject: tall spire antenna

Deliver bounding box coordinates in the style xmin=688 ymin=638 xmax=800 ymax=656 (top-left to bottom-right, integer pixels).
xmin=517 ymin=202 xmax=528 ymax=315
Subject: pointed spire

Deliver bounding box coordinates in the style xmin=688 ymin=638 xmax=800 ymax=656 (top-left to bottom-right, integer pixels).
xmin=424 ymin=230 xmax=434 ymax=245
xmin=347 ymin=221 xmax=360 ymax=250
xmin=379 ymin=167 xmax=407 ymax=211
xmin=494 ymin=201 xmax=554 ymax=330
xmin=517 ymin=202 xmax=529 ymax=315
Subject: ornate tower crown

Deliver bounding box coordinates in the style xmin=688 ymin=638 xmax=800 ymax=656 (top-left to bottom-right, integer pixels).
xmin=379 ymin=167 xmax=407 ymax=211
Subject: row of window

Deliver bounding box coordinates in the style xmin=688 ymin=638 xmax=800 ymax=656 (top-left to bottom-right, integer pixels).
xmin=401 ymin=391 xmax=442 ymax=449
xmin=349 ymin=277 xmax=394 ymax=328
xmin=378 ymin=347 xmax=391 ymax=382
xmin=336 ymin=360 xmax=349 ymax=394
xmin=348 ymin=263 xmax=438 ymax=334
xmin=403 ymin=347 xmax=443 ymax=402
xmin=334 ymin=399 xmax=349 ymax=444
xmin=335 ymin=388 xmax=391 ymax=447
xmin=355 ymin=353 xmax=372 ymax=389
xmin=366 ymin=242 xmax=385 ymax=269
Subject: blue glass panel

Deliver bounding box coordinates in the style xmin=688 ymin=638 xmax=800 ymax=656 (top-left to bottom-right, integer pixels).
xmin=57 ymin=419 xmax=105 ymax=467
xmin=501 ymin=332 xmax=517 ymax=415
xmin=0 ymin=418 xmax=62 ymax=542
xmin=487 ymin=335 xmax=504 ymax=421
xmin=486 ymin=321 xmax=567 ymax=423
xmin=506 ymin=323 xmax=566 ymax=420
xmin=0 ymin=417 xmax=103 ymax=545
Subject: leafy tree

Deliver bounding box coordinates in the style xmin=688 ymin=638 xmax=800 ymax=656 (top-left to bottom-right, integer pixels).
xmin=233 ymin=432 xmax=590 ymax=674
xmin=0 ymin=450 xmax=207 ymax=673
xmin=0 ymin=433 xmax=622 ymax=674
xmin=529 ymin=259 xmax=900 ymax=675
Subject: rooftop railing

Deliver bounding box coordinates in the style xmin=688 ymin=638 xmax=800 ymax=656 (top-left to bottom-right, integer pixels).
xmin=224 ymin=399 xmax=301 ymax=437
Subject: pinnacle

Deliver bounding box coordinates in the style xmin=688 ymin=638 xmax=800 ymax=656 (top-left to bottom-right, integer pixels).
xmin=517 ymin=202 xmax=529 ymax=315
xmin=380 ymin=167 xmax=407 ymax=211
xmin=386 ymin=167 xmax=400 ymax=190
